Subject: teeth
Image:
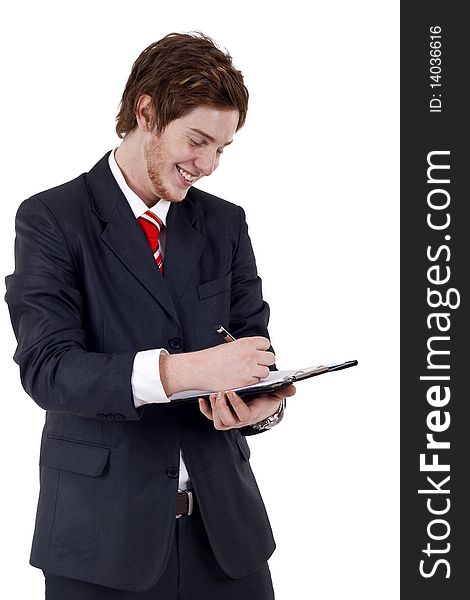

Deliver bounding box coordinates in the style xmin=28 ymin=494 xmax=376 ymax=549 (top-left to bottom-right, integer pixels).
xmin=177 ymin=166 xmax=197 ymax=182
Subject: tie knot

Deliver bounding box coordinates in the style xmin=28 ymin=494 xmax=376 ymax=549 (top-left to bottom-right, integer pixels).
xmin=139 ymin=210 xmax=162 ymax=232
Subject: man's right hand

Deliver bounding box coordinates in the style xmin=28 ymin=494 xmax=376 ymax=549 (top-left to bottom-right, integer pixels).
xmin=159 ymin=337 xmax=275 ymax=397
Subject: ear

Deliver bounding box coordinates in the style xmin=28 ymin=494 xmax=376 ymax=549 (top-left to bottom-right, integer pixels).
xmin=135 ymin=95 xmax=154 ymax=132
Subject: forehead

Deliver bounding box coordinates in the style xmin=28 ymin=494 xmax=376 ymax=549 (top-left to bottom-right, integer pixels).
xmin=171 ymin=105 xmax=239 ymax=145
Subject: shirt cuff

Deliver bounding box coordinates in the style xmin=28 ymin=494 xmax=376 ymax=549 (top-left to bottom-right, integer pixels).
xmin=132 ymin=349 xmax=170 ymax=407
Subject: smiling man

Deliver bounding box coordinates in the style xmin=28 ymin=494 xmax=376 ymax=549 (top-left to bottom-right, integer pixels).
xmin=124 ymin=102 xmax=237 ymax=202
xmin=5 ymin=32 xmax=295 ymax=599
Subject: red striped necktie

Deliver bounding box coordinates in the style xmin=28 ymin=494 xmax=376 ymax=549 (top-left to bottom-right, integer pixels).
xmin=137 ymin=210 xmax=163 ymax=272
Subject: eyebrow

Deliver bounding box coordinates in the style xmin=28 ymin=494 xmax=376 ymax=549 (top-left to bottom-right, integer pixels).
xmin=189 ymin=128 xmax=233 ymax=147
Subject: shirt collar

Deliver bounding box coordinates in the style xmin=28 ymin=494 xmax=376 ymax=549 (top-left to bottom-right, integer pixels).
xmin=108 ymin=148 xmax=171 ymax=226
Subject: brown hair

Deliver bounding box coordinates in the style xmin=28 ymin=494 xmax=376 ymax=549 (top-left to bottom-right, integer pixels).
xmin=115 ymin=32 xmax=249 ymax=138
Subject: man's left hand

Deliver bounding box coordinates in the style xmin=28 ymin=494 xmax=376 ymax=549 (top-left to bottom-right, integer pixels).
xmin=198 ymin=385 xmax=296 ymax=430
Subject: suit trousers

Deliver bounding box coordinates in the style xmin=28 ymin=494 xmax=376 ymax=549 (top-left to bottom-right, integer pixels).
xmin=44 ymin=506 xmax=275 ymax=600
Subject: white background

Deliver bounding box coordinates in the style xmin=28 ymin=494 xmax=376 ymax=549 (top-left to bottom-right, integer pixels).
xmin=0 ymin=1 xmax=399 ymax=597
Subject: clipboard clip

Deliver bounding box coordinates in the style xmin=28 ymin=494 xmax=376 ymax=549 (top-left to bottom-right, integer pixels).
xmin=293 ymin=365 xmax=329 ymax=380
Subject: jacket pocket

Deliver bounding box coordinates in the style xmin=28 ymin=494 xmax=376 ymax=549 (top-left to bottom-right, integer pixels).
xmin=197 ymin=272 xmax=232 ymax=300
xmin=40 ymin=436 xmax=110 ymax=477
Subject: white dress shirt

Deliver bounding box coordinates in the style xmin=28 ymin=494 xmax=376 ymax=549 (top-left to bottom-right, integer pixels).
xmin=108 ymin=149 xmax=191 ymax=490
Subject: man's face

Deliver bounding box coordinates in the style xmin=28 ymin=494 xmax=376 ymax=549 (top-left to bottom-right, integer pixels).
xmin=144 ymin=105 xmax=239 ymax=202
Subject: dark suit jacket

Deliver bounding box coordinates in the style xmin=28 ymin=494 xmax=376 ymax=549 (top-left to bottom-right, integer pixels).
xmin=5 ymin=153 xmax=275 ymax=592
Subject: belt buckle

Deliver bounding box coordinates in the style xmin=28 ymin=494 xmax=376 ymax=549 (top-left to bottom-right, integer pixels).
xmin=176 ymin=490 xmax=194 ymax=519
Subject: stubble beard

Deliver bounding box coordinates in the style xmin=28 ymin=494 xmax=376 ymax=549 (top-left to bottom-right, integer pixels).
xmin=144 ymin=137 xmax=187 ymax=203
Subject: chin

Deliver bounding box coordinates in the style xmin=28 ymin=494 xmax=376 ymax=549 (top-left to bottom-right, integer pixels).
xmin=151 ymin=179 xmax=189 ymax=202
xmin=165 ymin=188 xmax=190 ymax=202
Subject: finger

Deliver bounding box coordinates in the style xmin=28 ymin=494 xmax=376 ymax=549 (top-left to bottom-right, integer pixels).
xmin=209 ymin=393 xmax=232 ymax=430
xmin=255 ymin=384 xmax=296 ymax=401
xmin=225 ymin=390 xmax=252 ymax=423
xmin=208 ymin=395 xmax=223 ymax=429
xmin=262 ymin=385 xmax=297 ymax=402
xmin=213 ymin=392 xmax=239 ymax=429
xmin=252 ymin=365 xmax=271 ymax=381
xmin=198 ymin=398 xmax=213 ymax=420
xmin=268 ymin=384 xmax=296 ymax=399
xmin=258 ymin=351 xmax=276 ymax=367
xmin=283 ymin=384 xmax=296 ymax=397
xmin=251 ymin=336 xmax=271 ymax=351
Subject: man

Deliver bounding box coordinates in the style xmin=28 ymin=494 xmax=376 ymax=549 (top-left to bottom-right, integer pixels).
xmin=5 ymin=32 xmax=295 ymax=599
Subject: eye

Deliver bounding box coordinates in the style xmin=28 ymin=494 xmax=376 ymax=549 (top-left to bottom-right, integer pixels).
xmin=217 ymin=147 xmax=224 ymax=155
xmin=188 ymin=137 xmax=203 ymax=147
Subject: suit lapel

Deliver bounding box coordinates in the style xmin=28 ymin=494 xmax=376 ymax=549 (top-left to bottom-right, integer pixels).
xmin=163 ymin=197 xmax=204 ymax=305
xmin=86 ymin=154 xmax=179 ymax=322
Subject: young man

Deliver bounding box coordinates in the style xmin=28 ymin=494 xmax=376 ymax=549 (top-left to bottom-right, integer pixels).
xmin=5 ymin=32 xmax=295 ymax=599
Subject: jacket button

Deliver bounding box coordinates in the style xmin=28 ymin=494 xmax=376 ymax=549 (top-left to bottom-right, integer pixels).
xmin=169 ymin=337 xmax=182 ymax=350
xmin=166 ymin=466 xmax=179 ymax=479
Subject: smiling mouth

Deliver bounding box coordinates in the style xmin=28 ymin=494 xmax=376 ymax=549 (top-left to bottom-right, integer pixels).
xmin=176 ymin=165 xmax=198 ymax=183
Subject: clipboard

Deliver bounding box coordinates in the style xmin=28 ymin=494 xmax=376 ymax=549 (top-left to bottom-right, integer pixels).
xmin=168 ymin=359 xmax=358 ymax=403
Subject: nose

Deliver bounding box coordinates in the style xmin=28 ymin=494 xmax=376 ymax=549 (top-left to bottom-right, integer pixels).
xmin=194 ymin=148 xmax=218 ymax=176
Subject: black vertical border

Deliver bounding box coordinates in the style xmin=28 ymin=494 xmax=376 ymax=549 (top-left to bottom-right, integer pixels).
xmin=401 ymin=4 xmax=468 ymax=599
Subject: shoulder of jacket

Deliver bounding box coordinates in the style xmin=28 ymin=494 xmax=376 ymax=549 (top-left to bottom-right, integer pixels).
xmin=29 ymin=173 xmax=87 ymax=207
xmin=188 ymin=186 xmax=241 ymax=215
xmin=16 ymin=174 xmax=89 ymax=224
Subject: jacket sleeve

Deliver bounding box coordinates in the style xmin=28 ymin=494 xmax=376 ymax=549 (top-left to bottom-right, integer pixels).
xmin=229 ymin=206 xmax=271 ymax=341
xmin=4 ymin=196 xmax=141 ymax=421
xmin=229 ymin=206 xmax=280 ymax=437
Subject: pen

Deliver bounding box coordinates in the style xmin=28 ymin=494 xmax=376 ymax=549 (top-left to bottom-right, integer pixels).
xmin=215 ymin=325 xmax=237 ymax=343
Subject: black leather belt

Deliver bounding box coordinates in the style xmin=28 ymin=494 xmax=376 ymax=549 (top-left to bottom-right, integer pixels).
xmin=176 ymin=490 xmax=194 ymax=518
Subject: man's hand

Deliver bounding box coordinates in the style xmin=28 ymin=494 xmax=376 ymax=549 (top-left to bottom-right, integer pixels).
xmin=198 ymin=385 xmax=296 ymax=430
xmin=160 ymin=337 xmax=276 ymax=396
